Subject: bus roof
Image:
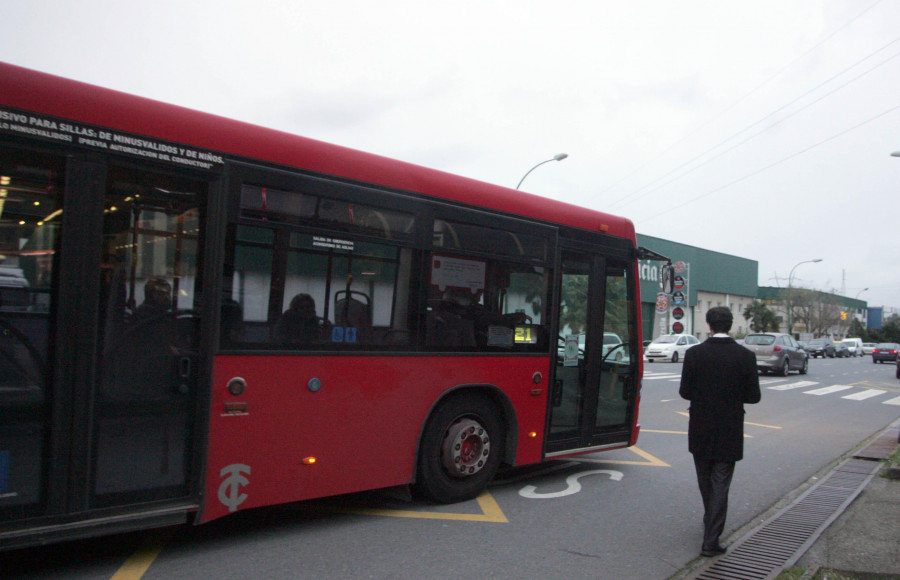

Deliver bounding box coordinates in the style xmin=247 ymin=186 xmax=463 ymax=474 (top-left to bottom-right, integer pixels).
xmin=0 ymin=61 xmax=635 ymax=240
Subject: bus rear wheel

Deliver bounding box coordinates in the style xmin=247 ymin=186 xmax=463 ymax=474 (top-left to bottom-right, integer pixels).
xmin=413 ymin=395 xmax=504 ymax=504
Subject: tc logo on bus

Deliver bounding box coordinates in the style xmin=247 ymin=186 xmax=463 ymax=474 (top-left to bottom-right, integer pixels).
xmin=218 ymin=464 xmax=251 ymax=512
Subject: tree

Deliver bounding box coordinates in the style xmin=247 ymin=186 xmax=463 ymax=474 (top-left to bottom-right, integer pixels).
xmin=881 ymin=314 xmax=900 ymax=343
xmin=559 ymin=272 xmax=588 ymax=335
xmin=789 ymin=287 xmax=815 ymax=334
xmin=744 ymin=300 xmax=782 ymax=332
xmin=847 ymin=318 xmax=866 ymax=339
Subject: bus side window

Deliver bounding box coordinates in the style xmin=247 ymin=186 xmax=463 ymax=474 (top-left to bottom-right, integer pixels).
xmin=424 ymin=253 xmax=548 ymax=352
xmin=222 ymin=215 xmax=415 ymax=351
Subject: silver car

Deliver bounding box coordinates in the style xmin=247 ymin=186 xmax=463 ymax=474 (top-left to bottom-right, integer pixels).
xmin=744 ymin=332 xmax=809 ymax=376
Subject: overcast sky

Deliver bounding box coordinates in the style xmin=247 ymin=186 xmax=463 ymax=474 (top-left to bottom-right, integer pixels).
xmin=3 ymin=0 xmax=899 ymax=308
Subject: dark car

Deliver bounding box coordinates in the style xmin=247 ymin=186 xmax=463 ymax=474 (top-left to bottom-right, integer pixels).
xmin=807 ymin=338 xmax=835 ymax=358
xmin=896 ymin=357 xmax=900 ymax=379
xmin=833 ymin=342 xmax=850 ymax=358
xmin=743 ymin=332 xmax=809 ymax=376
xmin=872 ymin=343 xmax=900 ymax=364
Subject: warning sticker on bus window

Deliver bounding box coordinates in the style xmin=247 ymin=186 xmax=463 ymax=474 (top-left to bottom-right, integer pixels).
xmin=430 ymin=255 xmax=485 ymax=292
xmin=563 ymin=335 xmax=580 ymax=366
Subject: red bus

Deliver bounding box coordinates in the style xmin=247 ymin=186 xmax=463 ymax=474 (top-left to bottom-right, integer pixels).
xmin=0 ymin=62 xmax=665 ymax=549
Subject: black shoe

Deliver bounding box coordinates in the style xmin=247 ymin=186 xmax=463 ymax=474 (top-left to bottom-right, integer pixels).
xmin=701 ymin=543 xmax=728 ymax=557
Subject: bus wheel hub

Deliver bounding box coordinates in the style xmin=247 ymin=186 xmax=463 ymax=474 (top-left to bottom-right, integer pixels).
xmin=442 ymin=418 xmax=490 ymax=478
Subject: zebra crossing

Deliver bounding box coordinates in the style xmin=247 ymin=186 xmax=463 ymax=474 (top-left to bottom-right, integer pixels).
xmin=642 ymin=371 xmax=900 ymax=406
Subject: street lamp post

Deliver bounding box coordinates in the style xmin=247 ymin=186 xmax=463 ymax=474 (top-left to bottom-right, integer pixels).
xmin=516 ymin=153 xmax=568 ymax=189
xmin=787 ymin=258 xmax=823 ymax=335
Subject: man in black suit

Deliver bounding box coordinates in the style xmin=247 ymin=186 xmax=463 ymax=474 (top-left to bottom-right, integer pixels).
xmin=679 ymin=306 xmax=761 ymax=557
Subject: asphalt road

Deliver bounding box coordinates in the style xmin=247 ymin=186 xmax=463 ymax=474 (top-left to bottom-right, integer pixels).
xmin=4 ymin=355 xmax=899 ymax=580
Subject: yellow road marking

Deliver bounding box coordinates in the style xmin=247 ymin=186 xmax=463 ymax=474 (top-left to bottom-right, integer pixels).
xmin=574 ymin=445 xmax=670 ymax=467
xmin=350 ymin=489 xmax=508 ymax=523
xmin=676 ymin=410 xmax=779 ymax=431
xmin=111 ymin=527 xmax=176 ymax=580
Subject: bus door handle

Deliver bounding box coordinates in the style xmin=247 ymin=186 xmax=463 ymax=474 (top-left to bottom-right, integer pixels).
xmin=552 ymin=379 xmax=563 ymax=407
xmin=176 ymin=356 xmax=193 ymax=394
xmin=178 ymin=356 xmax=192 ymax=378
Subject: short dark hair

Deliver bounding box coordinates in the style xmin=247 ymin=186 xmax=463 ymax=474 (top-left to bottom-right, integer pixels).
xmin=706 ymin=306 xmax=733 ymax=333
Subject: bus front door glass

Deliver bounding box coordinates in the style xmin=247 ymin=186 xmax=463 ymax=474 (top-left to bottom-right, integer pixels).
xmin=0 ymin=146 xmax=63 ymax=520
xmin=595 ymin=265 xmax=635 ymax=431
xmin=94 ymin=168 xmax=204 ymax=507
xmin=548 ymin=252 xmax=592 ymax=445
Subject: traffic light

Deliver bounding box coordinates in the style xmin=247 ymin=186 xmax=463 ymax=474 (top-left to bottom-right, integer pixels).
xmin=840 ymin=311 xmax=847 ymax=321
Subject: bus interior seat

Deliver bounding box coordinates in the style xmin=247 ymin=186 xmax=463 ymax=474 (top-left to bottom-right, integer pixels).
xmin=334 ymin=290 xmax=372 ymax=342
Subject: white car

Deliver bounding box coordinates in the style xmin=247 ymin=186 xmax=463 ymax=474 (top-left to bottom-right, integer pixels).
xmin=602 ymin=332 xmax=625 ymax=361
xmin=645 ymin=334 xmax=699 ymax=363
xmin=559 ymin=332 xmax=627 ymax=361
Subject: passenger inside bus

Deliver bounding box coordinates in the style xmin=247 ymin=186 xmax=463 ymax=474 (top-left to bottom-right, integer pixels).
xmin=132 ymin=277 xmax=173 ymax=323
xmin=426 ymin=287 xmax=478 ymax=347
xmin=275 ymin=293 xmax=331 ymax=344
xmin=105 ymin=277 xmax=179 ymax=401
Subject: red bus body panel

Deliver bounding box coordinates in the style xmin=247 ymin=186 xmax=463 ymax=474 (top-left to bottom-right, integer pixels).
xmin=0 ymin=62 xmax=636 ymax=241
xmin=203 ymin=354 xmax=550 ymax=522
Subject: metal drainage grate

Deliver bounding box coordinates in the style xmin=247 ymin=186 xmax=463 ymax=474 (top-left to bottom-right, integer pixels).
xmin=854 ymin=426 xmax=900 ymax=461
xmin=689 ymin=458 xmax=882 ymax=580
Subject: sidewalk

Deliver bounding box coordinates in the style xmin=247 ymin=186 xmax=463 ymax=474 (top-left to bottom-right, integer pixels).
xmin=674 ymin=420 xmax=900 ymax=580
xmin=786 ymin=423 xmax=900 ymax=580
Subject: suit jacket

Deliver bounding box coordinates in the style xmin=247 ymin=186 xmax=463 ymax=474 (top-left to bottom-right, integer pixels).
xmin=679 ymin=336 xmax=761 ymax=462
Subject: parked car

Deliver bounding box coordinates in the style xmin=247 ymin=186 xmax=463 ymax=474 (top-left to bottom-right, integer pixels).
xmin=558 ymin=333 xmax=627 ymax=362
xmin=872 ymin=343 xmax=900 ymax=364
xmin=644 ymin=334 xmax=699 ymax=362
xmin=863 ymin=342 xmax=877 ymax=355
xmin=896 ymin=357 xmax=900 ymax=379
xmin=602 ymin=332 xmax=626 ymax=362
xmin=833 ymin=342 xmax=850 ymax=358
xmin=841 ymin=338 xmax=864 ymax=357
xmin=743 ymin=332 xmax=809 ymax=376
xmin=807 ymin=338 xmax=835 ymax=358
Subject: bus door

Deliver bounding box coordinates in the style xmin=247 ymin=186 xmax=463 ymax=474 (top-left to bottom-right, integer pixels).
xmin=0 ymin=146 xmax=208 ymax=536
xmin=0 ymin=144 xmax=209 ymax=543
xmin=546 ymin=246 xmax=637 ymax=455
xmin=92 ymin=165 xmax=206 ymax=509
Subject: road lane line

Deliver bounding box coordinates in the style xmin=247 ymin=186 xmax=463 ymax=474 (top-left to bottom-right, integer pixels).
xmin=842 ymin=389 xmax=887 ymax=400
xmin=767 ymin=381 xmax=819 ymax=391
xmin=804 ymin=385 xmax=854 ymax=395
xmin=745 ymin=421 xmax=781 ymax=429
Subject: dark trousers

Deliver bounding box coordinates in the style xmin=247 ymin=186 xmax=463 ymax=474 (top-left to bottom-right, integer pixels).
xmin=693 ymin=456 xmax=735 ymax=549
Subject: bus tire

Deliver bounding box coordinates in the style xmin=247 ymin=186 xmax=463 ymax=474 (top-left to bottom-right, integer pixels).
xmin=413 ymin=394 xmax=504 ymax=504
